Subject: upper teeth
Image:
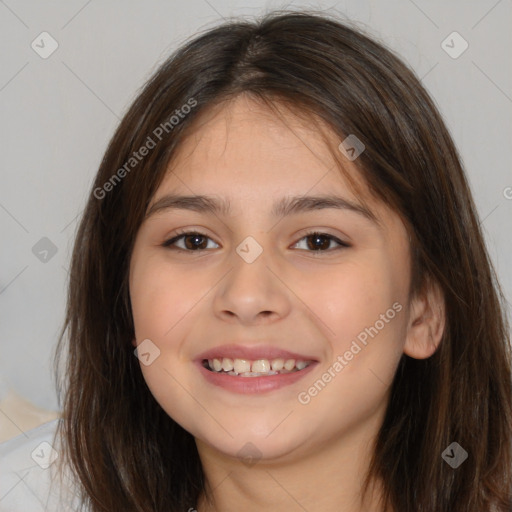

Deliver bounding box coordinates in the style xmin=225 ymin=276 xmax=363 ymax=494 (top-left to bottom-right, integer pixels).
xmin=207 ymin=357 xmax=310 ymax=375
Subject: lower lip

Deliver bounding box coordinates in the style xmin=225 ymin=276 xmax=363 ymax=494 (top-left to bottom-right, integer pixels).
xmin=197 ymin=361 xmax=318 ymax=394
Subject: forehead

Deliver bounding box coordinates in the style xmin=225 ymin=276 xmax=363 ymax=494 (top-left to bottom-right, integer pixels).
xmin=156 ymin=95 xmax=373 ymax=207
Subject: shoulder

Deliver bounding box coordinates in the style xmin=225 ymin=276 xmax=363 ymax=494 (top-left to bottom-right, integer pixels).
xmin=0 ymin=419 xmax=85 ymax=511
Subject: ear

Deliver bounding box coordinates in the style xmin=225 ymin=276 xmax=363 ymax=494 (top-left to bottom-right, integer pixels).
xmin=403 ymin=278 xmax=445 ymax=359
xmin=131 ymin=338 xmax=137 ymax=347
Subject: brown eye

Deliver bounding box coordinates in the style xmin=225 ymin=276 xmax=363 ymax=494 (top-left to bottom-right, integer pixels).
xmin=293 ymin=232 xmax=350 ymax=252
xmin=162 ymin=232 xmax=218 ymax=251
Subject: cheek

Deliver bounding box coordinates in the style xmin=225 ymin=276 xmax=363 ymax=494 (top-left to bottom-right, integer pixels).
xmin=298 ymin=256 xmax=407 ymax=394
xmin=130 ymin=255 xmax=200 ymax=341
xmin=130 ymin=255 xmax=208 ymax=429
xmin=293 ymin=266 xmax=405 ymax=431
xmin=300 ymin=258 xmax=403 ymax=345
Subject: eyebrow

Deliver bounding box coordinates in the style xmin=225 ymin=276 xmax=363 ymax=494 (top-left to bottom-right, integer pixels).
xmin=145 ymin=193 xmax=380 ymax=226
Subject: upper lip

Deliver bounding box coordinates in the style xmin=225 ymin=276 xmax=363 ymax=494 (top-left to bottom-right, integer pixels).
xmin=196 ymin=344 xmax=318 ymax=362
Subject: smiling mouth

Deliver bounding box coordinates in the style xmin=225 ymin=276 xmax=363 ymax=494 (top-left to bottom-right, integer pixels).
xmin=202 ymin=357 xmax=313 ymax=377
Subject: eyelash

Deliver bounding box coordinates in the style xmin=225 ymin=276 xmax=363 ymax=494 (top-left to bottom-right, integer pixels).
xmin=162 ymin=229 xmax=351 ymax=254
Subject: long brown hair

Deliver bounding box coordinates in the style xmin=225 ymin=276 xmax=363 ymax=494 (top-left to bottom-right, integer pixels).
xmin=53 ymin=9 xmax=512 ymax=511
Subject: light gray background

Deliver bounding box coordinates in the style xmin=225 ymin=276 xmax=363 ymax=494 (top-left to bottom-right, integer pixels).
xmin=1 ymin=0 xmax=511 ymax=414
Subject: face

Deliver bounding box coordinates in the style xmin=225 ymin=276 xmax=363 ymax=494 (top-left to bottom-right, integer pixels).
xmin=129 ymin=95 xmax=413 ymax=463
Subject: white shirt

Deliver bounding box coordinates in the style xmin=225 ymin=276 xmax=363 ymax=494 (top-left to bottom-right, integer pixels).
xmin=0 ymin=419 xmax=85 ymax=511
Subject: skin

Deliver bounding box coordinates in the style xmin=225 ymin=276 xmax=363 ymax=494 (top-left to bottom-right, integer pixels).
xmin=129 ymin=94 xmax=445 ymax=512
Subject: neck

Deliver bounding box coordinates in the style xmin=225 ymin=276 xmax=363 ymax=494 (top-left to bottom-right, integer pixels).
xmin=195 ymin=409 xmax=389 ymax=512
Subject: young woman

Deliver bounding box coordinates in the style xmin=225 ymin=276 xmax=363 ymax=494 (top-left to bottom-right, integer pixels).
xmin=2 ymin=9 xmax=510 ymax=512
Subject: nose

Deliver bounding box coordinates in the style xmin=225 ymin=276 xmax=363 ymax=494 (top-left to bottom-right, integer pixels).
xmin=213 ymin=244 xmax=291 ymax=325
